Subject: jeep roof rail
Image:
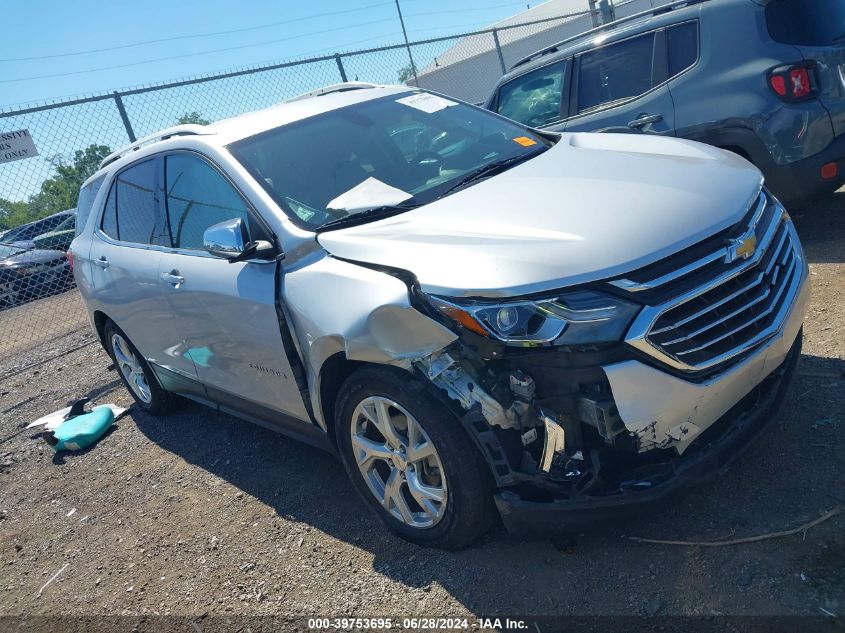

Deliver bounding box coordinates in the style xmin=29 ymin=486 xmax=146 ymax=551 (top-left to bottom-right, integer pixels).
xmin=285 ymin=81 xmax=381 ymax=103
xmin=98 ymin=124 xmax=216 ymax=170
xmin=511 ymin=0 xmax=710 ymax=70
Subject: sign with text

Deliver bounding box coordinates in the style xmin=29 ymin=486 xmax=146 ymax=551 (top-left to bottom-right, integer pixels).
xmin=0 ymin=129 xmax=39 ymax=165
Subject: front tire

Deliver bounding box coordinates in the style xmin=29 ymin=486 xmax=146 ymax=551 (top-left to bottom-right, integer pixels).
xmin=104 ymin=320 xmax=176 ymax=415
xmin=335 ymin=365 xmax=494 ymax=549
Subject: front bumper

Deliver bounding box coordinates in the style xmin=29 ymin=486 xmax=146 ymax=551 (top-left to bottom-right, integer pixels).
xmin=494 ymin=274 xmax=809 ymax=535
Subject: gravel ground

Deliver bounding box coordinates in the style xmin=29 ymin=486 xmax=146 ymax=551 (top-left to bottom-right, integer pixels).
xmin=0 ymin=190 xmax=843 ymax=625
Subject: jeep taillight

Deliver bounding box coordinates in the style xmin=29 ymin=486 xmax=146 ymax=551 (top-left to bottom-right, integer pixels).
xmin=769 ymin=63 xmax=818 ymax=102
xmin=66 ymin=250 xmax=74 ymax=270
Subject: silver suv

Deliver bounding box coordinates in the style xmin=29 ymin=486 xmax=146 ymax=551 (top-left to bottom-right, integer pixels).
xmin=71 ymin=84 xmax=809 ymax=548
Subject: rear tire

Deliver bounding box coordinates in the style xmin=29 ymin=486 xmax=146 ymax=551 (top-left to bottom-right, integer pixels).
xmin=335 ymin=365 xmax=494 ymax=549
xmin=104 ymin=320 xmax=176 ymax=415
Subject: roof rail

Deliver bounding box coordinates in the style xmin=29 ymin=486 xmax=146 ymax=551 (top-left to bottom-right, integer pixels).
xmin=511 ymin=0 xmax=709 ymax=69
xmin=98 ymin=124 xmax=215 ymax=170
xmin=285 ymin=81 xmax=381 ymax=103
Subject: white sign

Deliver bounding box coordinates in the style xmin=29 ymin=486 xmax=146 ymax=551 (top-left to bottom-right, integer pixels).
xmin=0 ymin=129 xmax=39 ymax=165
xmin=396 ymin=93 xmax=458 ymax=114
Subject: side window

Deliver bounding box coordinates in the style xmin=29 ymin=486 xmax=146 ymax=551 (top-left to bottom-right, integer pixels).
xmin=496 ymin=62 xmax=567 ymax=128
xmin=577 ymin=33 xmax=656 ymax=113
xmin=101 ymin=184 xmax=118 ymax=239
xmin=76 ymin=175 xmax=105 ymax=237
xmin=668 ymin=22 xmax=699 ymax=78
xmin=164 ymin=154 xmax=254 ymax=250
xmin=115 ymin=159 xmax=160 ymax=245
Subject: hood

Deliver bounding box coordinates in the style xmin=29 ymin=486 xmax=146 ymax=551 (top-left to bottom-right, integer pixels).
xmin=317 ymin=133 xmax=763 ymax=298
xmin=33 ymin=229 xmax=74 ymax=246
xmin=0 ymin=248 xmax=66 ymax=267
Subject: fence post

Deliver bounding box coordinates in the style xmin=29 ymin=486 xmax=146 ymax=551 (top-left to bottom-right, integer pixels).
xmin=112 ymin=92 xmax=136 ymax=143
xmin=492 ymin=29 xmax=507 ymax=74
xmin=588 ymin=0 xmax=601 ymax=27
xmin=335 ymin=54 xmax=348 ymax=83
xmin=598 ymin=0 xmax=616 ymax=24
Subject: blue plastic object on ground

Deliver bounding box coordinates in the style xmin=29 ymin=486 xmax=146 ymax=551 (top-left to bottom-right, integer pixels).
xmin=43 ymin=406 xmax=115 ymax=452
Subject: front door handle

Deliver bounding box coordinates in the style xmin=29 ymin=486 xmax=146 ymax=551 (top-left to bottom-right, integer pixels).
xmin=160 ymin=271 xmax=185 ymax=287
xmin=628 ymin=113 xmax=664 ymax=129
xmin=94 ymin=257 xmax=109 ymax=269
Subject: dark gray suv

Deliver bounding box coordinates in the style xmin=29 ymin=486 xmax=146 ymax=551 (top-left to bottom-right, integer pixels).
xmin=484 ymin=0 xmax=845 ymax=205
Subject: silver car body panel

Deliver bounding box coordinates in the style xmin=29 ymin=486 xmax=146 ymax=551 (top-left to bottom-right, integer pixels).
xmin=282 ymin=253 xmax=457 ymax=429
xmin=604 ymin=266 xmax=809 ymax=454
xmin=317 ymin=133 xmax=763 ymax=298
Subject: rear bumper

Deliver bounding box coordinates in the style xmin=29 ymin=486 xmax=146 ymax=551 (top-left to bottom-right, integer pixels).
xmin=765 ymin=132 xmax=845 ymax=204
xmin=494 ymin=274 xmax=808 ymax=536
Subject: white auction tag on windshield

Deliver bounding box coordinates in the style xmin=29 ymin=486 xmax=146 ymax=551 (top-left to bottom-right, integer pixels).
xmin=396 ymin=93 xmax=458 ymax=114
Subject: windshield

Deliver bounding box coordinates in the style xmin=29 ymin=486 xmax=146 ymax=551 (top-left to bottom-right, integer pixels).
xmin=228 ymin=91 xmax=550 ymax=230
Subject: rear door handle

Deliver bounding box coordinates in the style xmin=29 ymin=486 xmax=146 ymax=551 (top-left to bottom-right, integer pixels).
xmin=628 ymin=113 xmax=664 ymax=128
xmin=160 ymin=271 xmax=185 ymax=287
xmin=94 ymin=257 xmax=110 ymax=269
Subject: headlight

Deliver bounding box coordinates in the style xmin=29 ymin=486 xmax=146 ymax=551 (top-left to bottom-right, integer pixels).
xmin=429 ymin=290 xmax=640 ymax=346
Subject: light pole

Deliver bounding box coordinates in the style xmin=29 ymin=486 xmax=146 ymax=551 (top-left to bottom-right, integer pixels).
xmin=394 ymin=0 xmax=419 ymax=86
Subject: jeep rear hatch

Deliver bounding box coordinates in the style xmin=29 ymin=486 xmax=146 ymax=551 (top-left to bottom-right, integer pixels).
xmin=764 ymin=0 xmax=845 ymax=137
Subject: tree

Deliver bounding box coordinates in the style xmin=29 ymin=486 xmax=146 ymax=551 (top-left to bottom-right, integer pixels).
xmin=0 ymin=198 xmax=30 ymax=231
xmin=397 ymin=62 xmax=418 ymax=85
xmin=177 ymin=111 xmax=211 ymax=125
xmin=0 ymin=143 xmax=112 ymax=230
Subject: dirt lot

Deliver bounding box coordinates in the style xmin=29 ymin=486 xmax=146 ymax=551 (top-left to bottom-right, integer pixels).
xmin=0 ymin=190 xmax=843 ymax=626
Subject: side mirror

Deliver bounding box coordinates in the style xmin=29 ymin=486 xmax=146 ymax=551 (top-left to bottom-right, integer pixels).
xmin=203 ymin=218 xmax=277 ymax=263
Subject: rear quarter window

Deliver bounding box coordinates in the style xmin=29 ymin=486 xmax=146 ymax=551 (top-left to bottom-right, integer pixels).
xmin=765 ymin=0 xmax=845 ymax=46
xmin=76 ymin=175 xmax=105 ymax=236
xmin=667 ymin=22 xmax=699 ymax=78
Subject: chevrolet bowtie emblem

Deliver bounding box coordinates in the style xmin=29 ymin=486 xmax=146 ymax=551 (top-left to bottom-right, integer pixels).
xmin=726 ymin=234 xmax=758 ymax=263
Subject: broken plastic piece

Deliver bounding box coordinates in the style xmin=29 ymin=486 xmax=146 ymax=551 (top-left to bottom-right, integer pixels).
xmin=26 ymin=402 xmax=127 ymax=431
xmin=521 ymin=427 xmax=538 ymax=446
xmin=416 ymin=352 xmax=519 ymax=429
xmin=43 ymin=406 xmax=115 ymax=452
xmin=539 ymin=413 xmax=566 ymax=474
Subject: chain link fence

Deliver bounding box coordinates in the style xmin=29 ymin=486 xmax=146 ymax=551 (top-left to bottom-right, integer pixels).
xmin=0 ymin=0 xmax=661 ymax=375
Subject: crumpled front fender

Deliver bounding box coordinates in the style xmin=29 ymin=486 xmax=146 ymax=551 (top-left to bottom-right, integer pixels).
xmin=283 ymin=254 xmax=457 ymax=428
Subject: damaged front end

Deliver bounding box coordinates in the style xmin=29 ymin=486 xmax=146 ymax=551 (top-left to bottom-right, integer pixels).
xmin=410 ymin=271 xmax=808 ymax=534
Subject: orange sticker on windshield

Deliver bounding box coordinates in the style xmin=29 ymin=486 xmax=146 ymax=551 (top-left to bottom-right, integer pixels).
xmin=513 ymin=136 xmax=537 ymax=147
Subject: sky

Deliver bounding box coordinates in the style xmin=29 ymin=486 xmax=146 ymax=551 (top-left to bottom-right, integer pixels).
xmin=0 ymin=0 xmax=554 ymax=108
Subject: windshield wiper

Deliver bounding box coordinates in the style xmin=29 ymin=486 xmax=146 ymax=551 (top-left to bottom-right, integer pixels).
xmin=440 ymin=151 xmax=542 ymax=197
xmin=317 ymin=202 xmax=421 ymax=232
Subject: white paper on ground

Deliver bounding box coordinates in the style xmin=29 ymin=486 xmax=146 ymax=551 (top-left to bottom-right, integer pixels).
xmin=26 ymin=403 xmax=129 ymax=430
xmin=327 ymin=177 xmax=412 ymax=213
xmin=396 ymin=93 xmax=458 ymax=114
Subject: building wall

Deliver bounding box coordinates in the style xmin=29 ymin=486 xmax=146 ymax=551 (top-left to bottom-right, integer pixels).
xmin=416 ymin=0 xmax=666 ymax=104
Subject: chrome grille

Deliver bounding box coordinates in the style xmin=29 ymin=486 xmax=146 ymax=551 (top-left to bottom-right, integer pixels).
xmin=621 ymin=191 xmax=805 ymax=373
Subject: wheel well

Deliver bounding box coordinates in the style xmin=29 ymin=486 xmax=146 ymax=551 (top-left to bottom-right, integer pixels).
xmin=318 ymin=354 xmax=365 ymax=445
xmin=719 ymin=145 xmax=752 ymax=163
xmin=93 ymin=310 xmax=110 ymax=348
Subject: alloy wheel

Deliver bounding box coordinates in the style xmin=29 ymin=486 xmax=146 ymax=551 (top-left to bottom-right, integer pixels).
xmin=350 ymin=396 xmax=447 ymax=529
xmin=111 ymin=333 xmax=152 ymax=404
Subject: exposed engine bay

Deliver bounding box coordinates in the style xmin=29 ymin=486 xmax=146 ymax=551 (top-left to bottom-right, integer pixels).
xmin=412 ymin=320 xmax=801 ymax=507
